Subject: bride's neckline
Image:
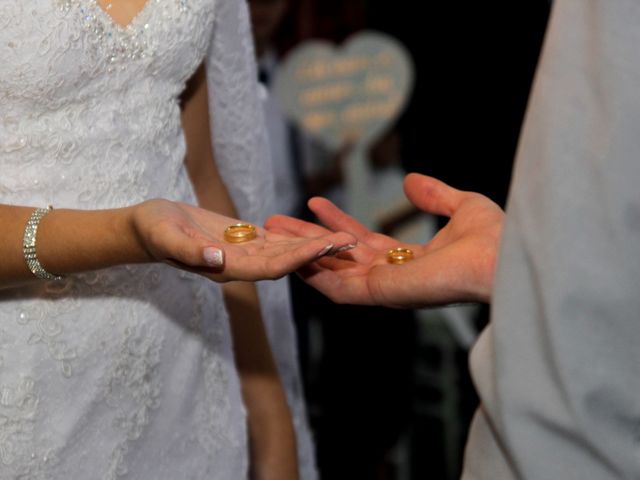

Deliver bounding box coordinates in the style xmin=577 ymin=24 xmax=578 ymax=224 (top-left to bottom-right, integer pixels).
xmin=93 ymin=0 xmax=154 ymax=30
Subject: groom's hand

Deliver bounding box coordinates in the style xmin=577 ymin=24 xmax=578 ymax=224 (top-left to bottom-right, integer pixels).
xmin=265 ymin=173 xmax=504 ymax=307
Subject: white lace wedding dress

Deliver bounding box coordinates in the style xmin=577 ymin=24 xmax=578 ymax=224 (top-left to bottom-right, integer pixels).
xmin=0 ymin=0 xmax=315 ymax=478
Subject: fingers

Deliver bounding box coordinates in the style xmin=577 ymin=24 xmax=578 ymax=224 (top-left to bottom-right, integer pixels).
xmin=280 ymin=231 xmax=356 ymax=268
xmin=265 ymin=214 xmax=331 ymax=238
xmin=403 ymin=173 xmax=468 ymax=217
xmin=308 ymin=197 xmax=372 ymax=241
xmin=225 ymin=231 xmax=357 ymax=281
xmin=241 ymin=235 xmax=348 ymax=281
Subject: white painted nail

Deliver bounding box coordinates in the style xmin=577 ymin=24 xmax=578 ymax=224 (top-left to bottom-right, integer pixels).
xmin=337 ymin=243 xmax=357 ymax=253
xmin=203 ymin=247 xmax=224 ymax=267
xmin=316 ymin=244 xmax=334 ymax=258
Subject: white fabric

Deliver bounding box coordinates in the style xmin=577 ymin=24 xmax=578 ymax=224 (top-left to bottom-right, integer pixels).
xmin=258 ymin=50 xmax=304 ymax=217
xmin=0 ymin=0 xmax=269 ymax=477
xmin=463 ymin=1 xmax=640 ymax=478
xmin=205 ymin=8 xmax=317 ymax=479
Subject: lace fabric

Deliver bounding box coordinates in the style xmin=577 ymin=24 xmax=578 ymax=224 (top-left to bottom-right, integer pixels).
xmin=0 ymin=0 xmax=248 ymax=477
xmin=205 ymin=1 xmax=318 ymax=478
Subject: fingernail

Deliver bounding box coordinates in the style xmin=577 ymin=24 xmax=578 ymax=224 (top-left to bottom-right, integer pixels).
xmin=203 ymin=247 xmax=224 ymax=267
xmin=337 ymin=243 xmax=357 ymax=253
xmin=316 ymin=244 xmax=334 ymax=258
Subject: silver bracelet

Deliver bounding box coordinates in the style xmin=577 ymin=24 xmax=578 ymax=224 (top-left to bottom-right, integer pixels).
xmin=23 ymin=206 xmax=63 ymax=281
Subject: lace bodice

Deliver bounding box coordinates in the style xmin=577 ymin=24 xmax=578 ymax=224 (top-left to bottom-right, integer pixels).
xmin=0 ymin=0 xmax=216 ymax=210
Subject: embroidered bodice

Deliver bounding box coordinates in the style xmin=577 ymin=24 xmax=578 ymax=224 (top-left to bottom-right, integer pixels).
xmin=1 ymin=0 xmax=215 ymax=209
xmin=0 ymin=1 xmax=247 ymax=478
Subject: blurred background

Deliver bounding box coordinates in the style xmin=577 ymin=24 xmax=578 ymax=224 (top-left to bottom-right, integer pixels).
xmin=247 ymin=1 xmax=551 ymax=478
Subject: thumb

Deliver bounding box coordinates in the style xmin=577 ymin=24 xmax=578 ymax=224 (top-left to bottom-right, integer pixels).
xmin=201 ymin=246 xmax=225 ymax=269
xmin=308 ymin=197 xmax=371 ymax=240
xmin=403 ymin=173 xmax=467 ymax=217
xmin=156 ymin=224 xmax=225 ymax=269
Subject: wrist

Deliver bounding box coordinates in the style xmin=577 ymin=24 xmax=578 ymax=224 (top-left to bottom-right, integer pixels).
xmin=119 ymin=203 xmax=154 ymax=264
xmin=31 ymin=205 xmax=155 ymax=277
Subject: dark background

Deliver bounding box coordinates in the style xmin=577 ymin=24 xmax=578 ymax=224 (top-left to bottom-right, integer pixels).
xmin=260 ymin=1 xmax=552 ymax=478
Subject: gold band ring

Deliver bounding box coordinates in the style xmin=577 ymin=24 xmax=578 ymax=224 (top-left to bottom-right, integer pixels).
xmin=387 ymin=247 xmax=414 ymax=265
xmin=224 ymin=223 xmax=257 ymax=243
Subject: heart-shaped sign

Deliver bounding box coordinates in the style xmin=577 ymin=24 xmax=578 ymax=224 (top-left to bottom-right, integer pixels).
xmin=273 ymin=31 xmax=414 ymax=150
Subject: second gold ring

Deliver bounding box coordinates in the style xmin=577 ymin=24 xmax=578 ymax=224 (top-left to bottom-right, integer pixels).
xmin=387 ymin=247 xmax=414 ymax=265
xmin=224 ymin=223 xmax=257 ymax=243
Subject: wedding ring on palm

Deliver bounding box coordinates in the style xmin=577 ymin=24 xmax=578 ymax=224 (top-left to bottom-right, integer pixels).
xmin=386 ymin=247 xmax=414 ymax=265
xmin=224 ymin=223 xmax=257 ymax=243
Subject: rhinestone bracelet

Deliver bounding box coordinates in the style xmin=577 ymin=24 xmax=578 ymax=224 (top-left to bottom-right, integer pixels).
xmin=23 ymin=206 xmax=64 ymax=281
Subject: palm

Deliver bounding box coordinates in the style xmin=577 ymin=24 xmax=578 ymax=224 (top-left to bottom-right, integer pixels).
xmin=265 ymin=174 xmax=504 ymax=307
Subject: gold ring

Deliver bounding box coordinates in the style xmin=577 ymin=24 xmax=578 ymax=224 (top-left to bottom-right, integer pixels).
xmin=387 ymin=247 xmax=414 ymax=265
xmin=224 ymin=223 xmax=257 ymax=243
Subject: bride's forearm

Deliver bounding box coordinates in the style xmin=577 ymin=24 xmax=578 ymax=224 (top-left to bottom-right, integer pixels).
xmin=0 ymin=204 xmax=147 ymax=288
xmin=224 ymin=281 xmax=299 ymax=480
xmin=181 ymin=63 xmax=299 ymax=479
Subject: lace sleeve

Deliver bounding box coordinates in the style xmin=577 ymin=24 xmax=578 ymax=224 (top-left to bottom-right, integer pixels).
xmin=205 ymin=2 xmax=318 ymax=478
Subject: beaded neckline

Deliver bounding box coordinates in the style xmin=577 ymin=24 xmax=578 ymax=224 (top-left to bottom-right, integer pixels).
xmin=91 ymin=0 xmax=155 ymax=31
xmin=58 ymin=0 xmax=164 ymax=68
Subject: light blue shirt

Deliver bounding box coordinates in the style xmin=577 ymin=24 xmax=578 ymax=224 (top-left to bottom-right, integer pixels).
xmin=463 ymin=1 xmax=640 ymax=478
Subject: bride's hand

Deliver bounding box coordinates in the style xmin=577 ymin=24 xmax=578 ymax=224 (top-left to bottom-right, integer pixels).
xmin=131 ymin=199 xmax=356 ymax=282
xmin=265 ymin=174 xmax=504 ymax=307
